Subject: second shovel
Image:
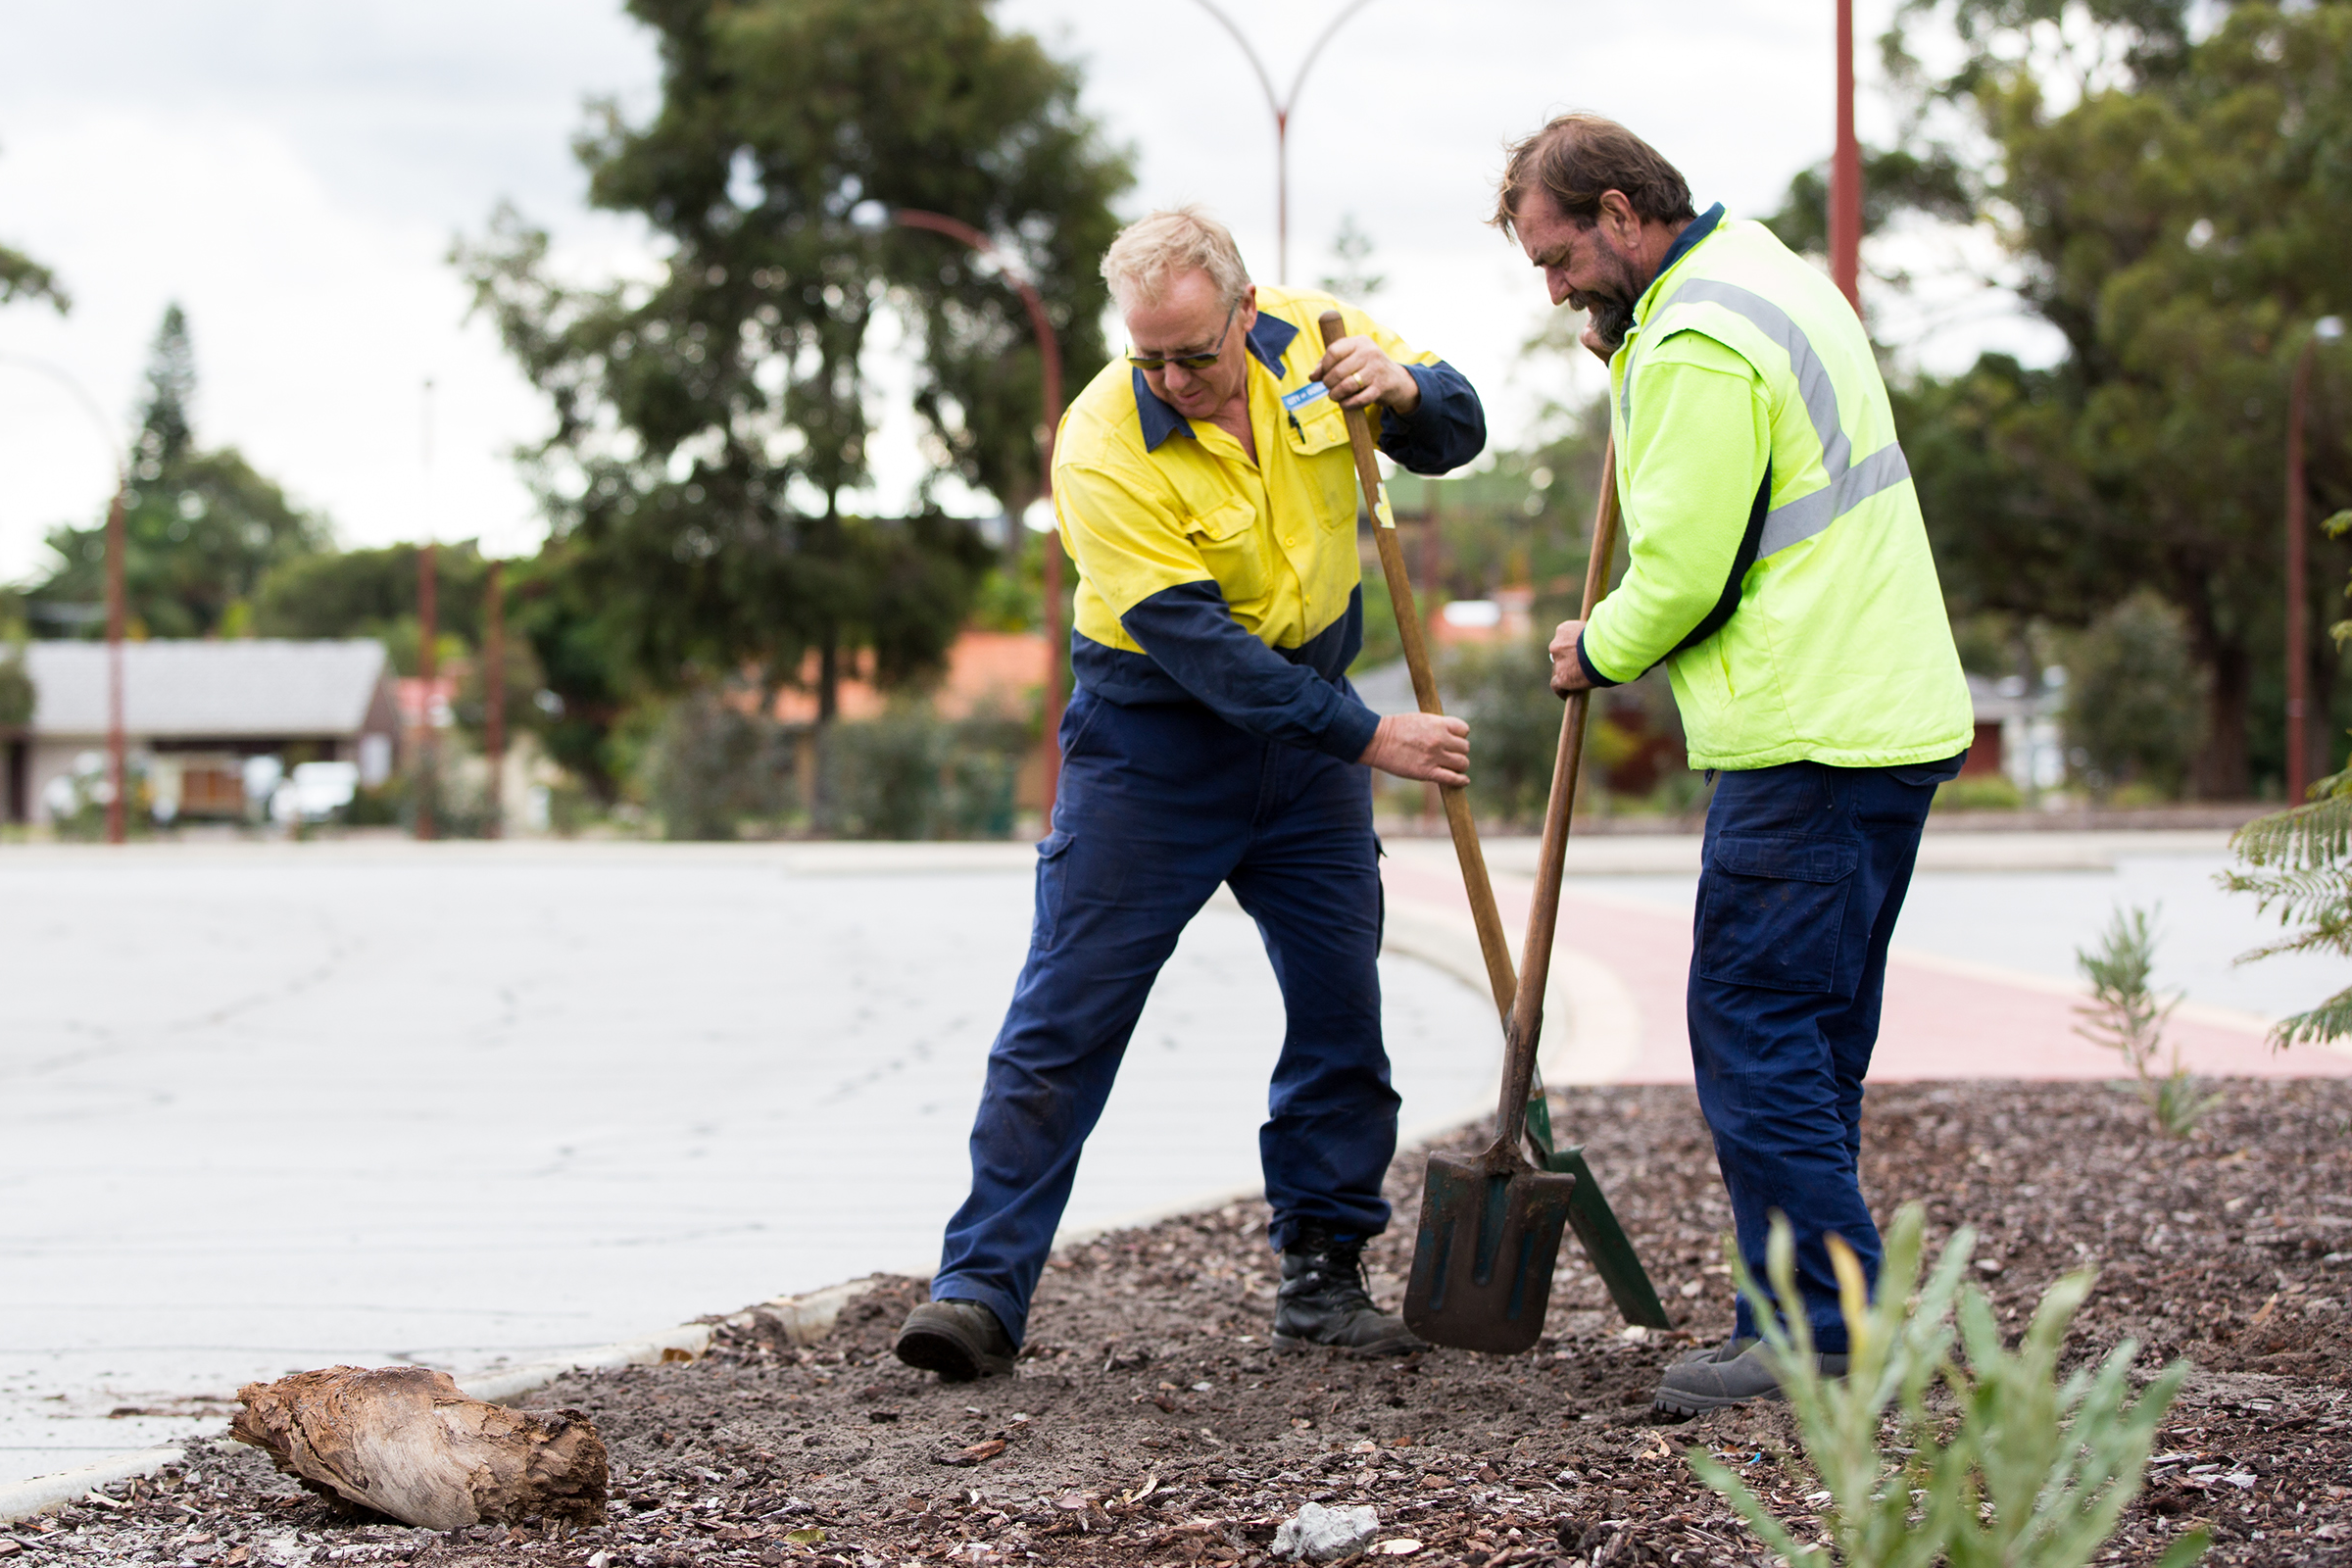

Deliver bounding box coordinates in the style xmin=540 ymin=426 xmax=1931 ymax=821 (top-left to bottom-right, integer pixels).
xmin=1402 ymin=442 xmax=1625 ymax=1354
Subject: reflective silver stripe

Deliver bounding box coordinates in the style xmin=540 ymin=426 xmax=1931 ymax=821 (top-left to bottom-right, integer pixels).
xmin=1627 ymin=276 xmax=1911 ymax=559
xmin=1757 ymin=440 xmax=1912 ymax=557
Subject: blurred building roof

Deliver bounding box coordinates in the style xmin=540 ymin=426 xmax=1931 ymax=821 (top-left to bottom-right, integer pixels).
xmin=24 ymin=640 xmax=392 ymax=738
xmin=768 ymin=629 xmax=1048 ymax=725
xmin=1966 ymin=670 xmax=2063 ymax=724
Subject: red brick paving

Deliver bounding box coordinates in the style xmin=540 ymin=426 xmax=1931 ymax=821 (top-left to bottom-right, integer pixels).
xmin=1380 ymin=857 xmax=2352 ymax=1085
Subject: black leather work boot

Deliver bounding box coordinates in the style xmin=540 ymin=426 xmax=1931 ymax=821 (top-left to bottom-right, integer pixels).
xmin=1269 ymin=1226 xmax=1420 ymax=1356
xmin=894 ymin=1298 xmax=1016 ymax=1382
xmin=1652 ymin=1339 xmax=1846 ymax=1418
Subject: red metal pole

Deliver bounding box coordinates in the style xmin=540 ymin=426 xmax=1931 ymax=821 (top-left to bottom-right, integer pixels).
xmin=484 ymin=560 xmax=506 ymax=839
xmin=104 ymin=478 xmax=126 ymax=845
xmin=891 ymin=209 xmax=1066 ymax=824
xmin=2287 ymin=335 xmax=2317 ymax=803
xmin=1028 ymin=288 xmax=1065 ymax=826
xmin=1831 ymin=0 xmax=1863 ymax=315
xmin=417 ymin=541 xmax=438 ymax=841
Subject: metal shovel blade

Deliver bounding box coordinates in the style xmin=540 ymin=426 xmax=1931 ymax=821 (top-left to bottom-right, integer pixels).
xmin=1402 ymin=1144 xmax=1579 ymax=1352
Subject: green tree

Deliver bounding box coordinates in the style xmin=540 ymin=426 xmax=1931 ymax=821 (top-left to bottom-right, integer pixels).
xmin=29 ymin=306 xmax=327 ymax=639
xmin=456 ymin=0 xmax=1131 ymax=726
xmin=0 ymin=243 xmax=67 ymax=313
xmin=250 ymin=539 xmax=553 ymax=783
xmin=1 ymin=143 xmax=68 ymax=314
xmin=1864 ymin=0 xmax=2352 ymax=797
xmin=251 ymin=540 xmax=488 ymax=665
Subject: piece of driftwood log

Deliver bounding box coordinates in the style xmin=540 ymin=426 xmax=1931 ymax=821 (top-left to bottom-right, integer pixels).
xmin=230 ymin=1365 xmax=607 ymax=1530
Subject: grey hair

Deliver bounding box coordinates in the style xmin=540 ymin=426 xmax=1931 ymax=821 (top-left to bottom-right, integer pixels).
xmin=1100 ymin=205 xmax=1251 ymax=313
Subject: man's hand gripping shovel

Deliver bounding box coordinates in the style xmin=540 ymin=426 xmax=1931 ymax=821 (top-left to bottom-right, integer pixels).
xmin=1317 ymin=308 xmax=1664 ymax=1350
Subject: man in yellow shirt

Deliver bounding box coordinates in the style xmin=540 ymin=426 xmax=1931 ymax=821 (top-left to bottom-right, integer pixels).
xmin=896 ymin=207 xmax=1487 ymax=1380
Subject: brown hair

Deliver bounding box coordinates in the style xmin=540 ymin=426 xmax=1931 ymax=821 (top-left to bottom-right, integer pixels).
xmin=1492 ymin=113 xmax=1696 ymax=237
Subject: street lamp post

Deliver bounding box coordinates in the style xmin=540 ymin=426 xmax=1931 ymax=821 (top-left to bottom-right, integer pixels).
xmin=1182 ymin=0 xmax=1378 ymax=284
xmin=2285 ymin=314 xmax=2344 ymax=804
xmin=417 ymin=377 xmax=439 ymax=841
xmin=0 ymin=353 xmax=131 ymax=843
xmin=890 ymin=208 xmax=1069 ymax=821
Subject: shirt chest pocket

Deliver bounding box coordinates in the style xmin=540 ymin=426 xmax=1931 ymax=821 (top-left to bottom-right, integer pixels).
xmin=1183 ymin=497 xmax=1271 ymax=606
xmin=1286 ymin=401 xmax=1366 ymax=533
xmin=1285 ymin=394 xmax=1352 ymax=459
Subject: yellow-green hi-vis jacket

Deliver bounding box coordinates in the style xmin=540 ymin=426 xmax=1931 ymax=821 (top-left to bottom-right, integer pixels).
xmin=1578 ymin=207 xmax=1974 ymax=772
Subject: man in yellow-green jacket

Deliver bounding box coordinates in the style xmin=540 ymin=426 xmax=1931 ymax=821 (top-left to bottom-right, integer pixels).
xmin=1495 ymin=114 xmax=1974 ymax=1416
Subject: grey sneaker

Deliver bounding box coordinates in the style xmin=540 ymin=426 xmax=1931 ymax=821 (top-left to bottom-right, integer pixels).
xmin=1270 ymin=1226 xmax=1420 ymax=1356
xmin=1669 ymin=1335 xmax=1757 ymax=1368
xmin=1653 ymin=1340 xmax=1846 ymax=1418
xmin=894 ymin=1299 xmax=1016 ymax=1382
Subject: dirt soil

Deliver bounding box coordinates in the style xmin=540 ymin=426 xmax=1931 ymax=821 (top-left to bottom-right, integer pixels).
xmin=10 ymin=1078 xmax=2351 ymax=1568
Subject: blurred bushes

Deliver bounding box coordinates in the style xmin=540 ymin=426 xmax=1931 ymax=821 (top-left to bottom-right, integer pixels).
xmin=1933 ymin=774 xmax=2025 ymax=812
xmin=637 ymin=688 xmax=1027 ymax=842
xmin=1442 ymin=633 xmax=1570 ymax=825
xmin=2063 ymin=591 xmax=2206 ymax=801
xmin=821 ymin=705 xmax=1024 ymax=841
xmin=643 ymin=691 xmax=795 ymax=842
xmin=1437 ymin=632 xmax=1700 ymax=826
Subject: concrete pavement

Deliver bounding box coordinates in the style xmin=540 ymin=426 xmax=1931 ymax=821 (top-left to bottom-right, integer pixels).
xmin=0 ymin=841 xmax=1501 ymax=1488
xmin=10 ymin=825 xmax=2347 ymax=1494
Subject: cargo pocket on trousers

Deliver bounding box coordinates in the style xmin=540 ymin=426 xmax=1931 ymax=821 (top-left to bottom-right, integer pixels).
xmin=1695 ymin=832 xmax=1859 ymax=995
xmin=1032 ymin=830 xmax=1074 ymax=949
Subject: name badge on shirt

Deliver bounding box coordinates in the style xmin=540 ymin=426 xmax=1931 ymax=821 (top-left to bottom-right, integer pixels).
xmin=1280 ymin=380 xmax=1330 ymax=414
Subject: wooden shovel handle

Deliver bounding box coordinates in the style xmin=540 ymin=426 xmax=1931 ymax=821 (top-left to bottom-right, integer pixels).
xmin=1317 ymin=311 xmax=1517 ymax=1021
xmin=1493 ymin=441 xmax=1623 ymax=1142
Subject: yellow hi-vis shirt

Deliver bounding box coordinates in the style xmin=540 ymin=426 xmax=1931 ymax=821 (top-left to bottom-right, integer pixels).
xmin=1050 ymin=287 xmax=1483 ymax=759
xmin=1054 ymin=286 xmax=1436 ymax=655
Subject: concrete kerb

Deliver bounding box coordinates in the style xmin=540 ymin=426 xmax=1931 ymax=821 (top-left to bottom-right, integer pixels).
xmin=0 ymin=1277 xmax=896 ymax=1525
xmin=0 ymin=1448 xmax=193 ymax=1529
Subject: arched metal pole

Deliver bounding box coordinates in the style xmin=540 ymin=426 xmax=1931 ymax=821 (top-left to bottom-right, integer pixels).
xmin=891 ymin=209 xmax=1068 ymax=823
xmin=0 ymin=353 xmax=131 ymax=843
xmin=1181 ymin=0 xmax=1379 ymax=283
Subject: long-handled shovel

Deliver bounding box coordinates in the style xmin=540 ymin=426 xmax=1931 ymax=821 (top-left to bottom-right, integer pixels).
xmin=1315 ymin=311 xmax=1517 ymax=1020
xmin=1400 ymin=441 xmax=1634 ymax=1353
xmin=1314 ymin=314 xmax=1664 ymax=1341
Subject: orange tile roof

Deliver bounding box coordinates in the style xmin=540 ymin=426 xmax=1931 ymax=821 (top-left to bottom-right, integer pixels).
xmin=766 ymin=630 xmax=1049 ymax=724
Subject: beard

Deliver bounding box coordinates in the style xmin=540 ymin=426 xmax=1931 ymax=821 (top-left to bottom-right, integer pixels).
xmin=1576 ymin=288 xmax=1636 ymax=354
xmin=1570 ymin=249 xmax=1646 ymax=354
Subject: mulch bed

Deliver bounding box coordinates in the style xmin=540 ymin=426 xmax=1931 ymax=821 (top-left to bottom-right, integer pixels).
xmin=10 ymin=1078 xmax=2351 ymax=1567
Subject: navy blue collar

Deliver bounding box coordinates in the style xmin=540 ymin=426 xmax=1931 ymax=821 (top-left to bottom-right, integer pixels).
xmin=1132 ymin=309 xmax=1301 ymax=453
xmin=1645 ymin=202 xmax=1724 ymax=297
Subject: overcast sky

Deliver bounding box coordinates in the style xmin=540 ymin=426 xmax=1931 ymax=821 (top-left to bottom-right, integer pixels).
xmin=0 ymin=0 xmax=2054 ymax=584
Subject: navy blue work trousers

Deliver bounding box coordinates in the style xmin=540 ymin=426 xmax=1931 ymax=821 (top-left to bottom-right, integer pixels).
xmin=930 ymin=686 xmax=1398 ymax=1346
xmin=1688 ymin=755 xmax=1958 ymax=1354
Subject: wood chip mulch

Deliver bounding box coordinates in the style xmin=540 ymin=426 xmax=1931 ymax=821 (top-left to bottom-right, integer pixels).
xmin=9 ymin=1078 xmax=2350 ymax=1567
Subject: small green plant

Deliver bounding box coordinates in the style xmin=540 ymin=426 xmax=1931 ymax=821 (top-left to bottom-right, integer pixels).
xmin=2074 ymin=905 xmax=2219 ymax=1137
xmin=1689 ymin=1203 xmax=2205 ymax=1568
xmin=2220 ymin=766 xmax=2352 ymax=1049
xmin=2216 ymin=509 xmax=2352 ymax=1050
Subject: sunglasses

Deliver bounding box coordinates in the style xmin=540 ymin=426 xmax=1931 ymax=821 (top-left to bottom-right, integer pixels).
xmin=1126 ymin=303 xmax=1239 ymax=371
